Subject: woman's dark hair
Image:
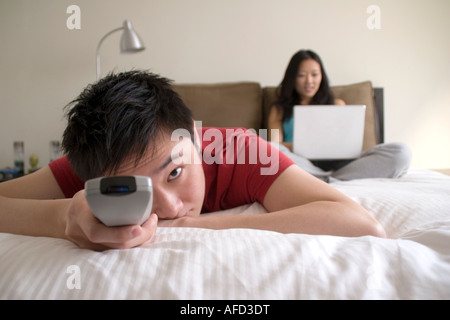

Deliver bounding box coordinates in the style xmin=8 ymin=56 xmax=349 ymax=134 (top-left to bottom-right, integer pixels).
xmin=275 ymin=49 xmax=335 ymax=121
xmin=62 ymin=70 xmax=193 ymax=181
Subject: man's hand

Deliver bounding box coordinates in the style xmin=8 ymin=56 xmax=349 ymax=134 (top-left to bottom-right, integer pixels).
xmin=64 ymin=190 xmax=158 ymax=251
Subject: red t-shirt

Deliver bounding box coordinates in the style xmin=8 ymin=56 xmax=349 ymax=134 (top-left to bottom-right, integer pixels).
xmin=49 ymin=127 xmax=294 ymax=212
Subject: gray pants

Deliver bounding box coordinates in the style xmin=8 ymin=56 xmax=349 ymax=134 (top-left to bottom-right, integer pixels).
xmin=275 ymin=142 xmax=412 ymax=181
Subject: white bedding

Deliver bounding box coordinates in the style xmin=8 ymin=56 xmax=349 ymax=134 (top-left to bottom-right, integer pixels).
xmin=1 ymin=169 xmax=449 ymax=300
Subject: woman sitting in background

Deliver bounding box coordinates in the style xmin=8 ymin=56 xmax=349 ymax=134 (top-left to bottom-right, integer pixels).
xmin=268 ymin=49 xmax=411 ymax=181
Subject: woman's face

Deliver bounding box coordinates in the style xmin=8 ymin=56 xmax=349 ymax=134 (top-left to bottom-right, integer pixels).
xmin=295 ymin=59 xmax=322 ymax=104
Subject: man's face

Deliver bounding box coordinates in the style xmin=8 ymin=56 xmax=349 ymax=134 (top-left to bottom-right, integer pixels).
xmin=112 ymin=131 xmax=205 ymax=220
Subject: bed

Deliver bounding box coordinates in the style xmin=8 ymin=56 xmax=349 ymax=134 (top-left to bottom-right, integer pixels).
xmin=1 ymin=168 xmax=449 ymax=299
xmin=1 ymin=81 xmax=449 ymax=300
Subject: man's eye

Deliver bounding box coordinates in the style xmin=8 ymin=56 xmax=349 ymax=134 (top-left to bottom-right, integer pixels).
xmin=168 ymin=167 xmax=182 ymax=181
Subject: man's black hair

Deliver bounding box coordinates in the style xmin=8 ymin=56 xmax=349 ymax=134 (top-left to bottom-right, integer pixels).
xmin=62 ymin=70 xmax=193 ymax=181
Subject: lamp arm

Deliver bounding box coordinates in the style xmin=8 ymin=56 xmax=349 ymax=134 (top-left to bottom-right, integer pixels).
xmin=96 ymin=27 xmax=123 ymax=81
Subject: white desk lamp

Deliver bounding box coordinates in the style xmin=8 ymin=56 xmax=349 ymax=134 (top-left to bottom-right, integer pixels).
xmin=96 ymin=20 xmax=145 ymax=80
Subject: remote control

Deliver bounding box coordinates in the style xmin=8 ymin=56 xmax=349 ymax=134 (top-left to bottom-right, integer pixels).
xmin=84 ymin=176 xmax=153 ymax=226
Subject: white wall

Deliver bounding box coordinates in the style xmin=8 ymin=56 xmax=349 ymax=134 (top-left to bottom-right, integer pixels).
xmin=1 ymin=0 xmax=449 ymax=171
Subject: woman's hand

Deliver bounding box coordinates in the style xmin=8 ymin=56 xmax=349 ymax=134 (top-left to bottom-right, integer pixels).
xmin=64 ymin=190 xmax=158 ymax=251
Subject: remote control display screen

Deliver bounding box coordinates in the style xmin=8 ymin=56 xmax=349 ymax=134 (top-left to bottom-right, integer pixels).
xmin=100 ymin=176 xmax=137 ymax=195
xmin=105 ymin=186 xmax=130 ymax=194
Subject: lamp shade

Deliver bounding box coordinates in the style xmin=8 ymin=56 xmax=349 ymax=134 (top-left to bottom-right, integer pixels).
xmin=120 ymin=20 xmax=145 ymax=53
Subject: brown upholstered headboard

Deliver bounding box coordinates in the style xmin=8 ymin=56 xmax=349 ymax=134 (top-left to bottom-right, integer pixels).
xmin=172 ymin=82 xmax=262 ymax=130
xmin=173 ymin=81 xmax=384 ymax=152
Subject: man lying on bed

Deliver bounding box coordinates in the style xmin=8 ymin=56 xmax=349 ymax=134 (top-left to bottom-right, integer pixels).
xmin=0 ymin=71 xmax=385 ymax=251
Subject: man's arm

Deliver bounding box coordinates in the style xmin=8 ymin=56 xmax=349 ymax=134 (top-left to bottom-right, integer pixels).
xmin=162 ymin=165 xmax=386 ymax=238
xmin=0 ymin=165 xmax=158 ymax=250
xmin=261 ymin=165 xmax=385 ymax=237
xmin=0 ymin=166 xmax=68 ymax=237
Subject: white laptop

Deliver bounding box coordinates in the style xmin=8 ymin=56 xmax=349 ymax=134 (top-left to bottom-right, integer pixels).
xmin=292 ymin=105 xmax=366 ymax=160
